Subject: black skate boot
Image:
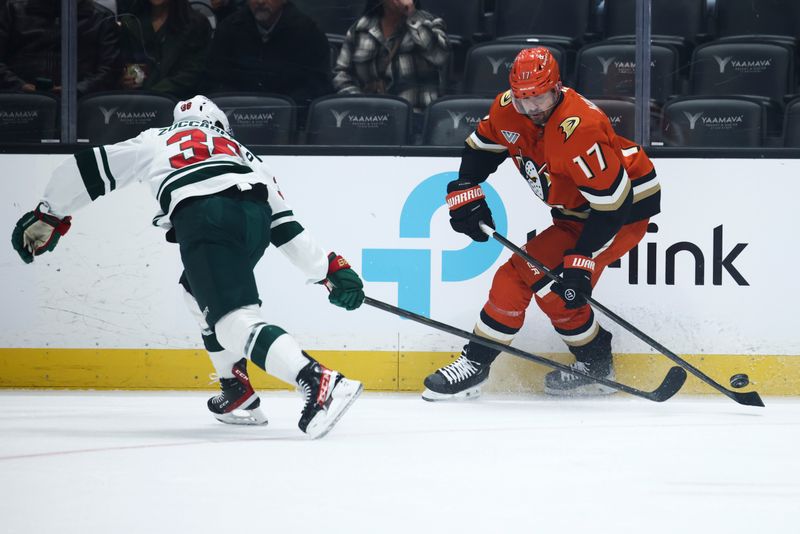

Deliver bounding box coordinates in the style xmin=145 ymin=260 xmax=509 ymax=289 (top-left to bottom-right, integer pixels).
xmin=208 ymin=358 xmax=268 ymax=425
xmin=544 ymin=328 xmax=616 ymax=396
xmin=296 ymin=357 xmax=363 ymax=439
xmin=422 ymin=342 xmax=500 ymax=401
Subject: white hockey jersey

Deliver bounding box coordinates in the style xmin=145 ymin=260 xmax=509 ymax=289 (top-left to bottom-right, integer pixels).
xmin=40 ymin=119 xmax=330 ymax=283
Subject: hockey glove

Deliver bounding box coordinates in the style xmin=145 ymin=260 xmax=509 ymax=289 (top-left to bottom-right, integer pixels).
xmin=552 ymin=250 xmax=595 ymax=309
xmin=11 ymin=204 xmax=72 ymax=264
xmin=446 ymin=179 xmax=494 ymax=242
xmin=321 ymin=253 xmax=365 ymax=311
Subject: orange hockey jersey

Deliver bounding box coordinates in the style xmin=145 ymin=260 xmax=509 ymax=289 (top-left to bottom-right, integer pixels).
xmin=462 ymin=87 xmax=660 ymax=251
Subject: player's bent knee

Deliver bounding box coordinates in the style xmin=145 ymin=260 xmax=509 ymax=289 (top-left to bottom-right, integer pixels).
xmin=215 ymin=305 xmax=265 ymax=356
xmin=215 ymin=306 xmax=292 ymax=372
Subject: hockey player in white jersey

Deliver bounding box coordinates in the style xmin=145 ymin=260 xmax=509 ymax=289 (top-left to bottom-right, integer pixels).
xmin=11 ymin=95 xmax=364 ymax=439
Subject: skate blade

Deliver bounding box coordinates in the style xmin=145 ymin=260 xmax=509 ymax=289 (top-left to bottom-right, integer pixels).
xmin=421 ymin=386 xmax=482 ymax=402
xmin=212 ymin=406 xmax=269 ymax=426
xmin=544 ymin=383 xmax=617 ymax=397
xmin=305 ymin=378 xmax=363 ymax=440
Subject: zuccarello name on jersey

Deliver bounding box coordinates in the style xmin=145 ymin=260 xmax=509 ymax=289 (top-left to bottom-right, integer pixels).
xmin=157 ymin=119 xmax=228 ymax=136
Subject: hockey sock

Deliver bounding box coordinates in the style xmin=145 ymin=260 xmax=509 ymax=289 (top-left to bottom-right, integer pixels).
xmin=569 ymin=327 xmax=613 ymax=364
xmin=208 ymin=349 xmax=241 ymax=379
xmin=249 ymin=327 xmax=311 ymax=384
xmin=465 ymin=340 xmax=502 ymax=365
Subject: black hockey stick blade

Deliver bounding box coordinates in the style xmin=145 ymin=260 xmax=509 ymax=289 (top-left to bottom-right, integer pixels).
xmin=730 ymin=390 xmax=765 ymax=407
xmin=363 ymin=296 xmax=687 ymax=403
xmin=479 ymin=223 xmax=766 ymax=408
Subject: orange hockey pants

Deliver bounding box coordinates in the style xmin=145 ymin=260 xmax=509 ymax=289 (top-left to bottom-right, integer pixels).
xmin=481 ymin=219 xmax=649 ymax=338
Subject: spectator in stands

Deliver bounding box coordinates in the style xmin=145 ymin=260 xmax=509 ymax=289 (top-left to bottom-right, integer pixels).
xmin=205 ymin=0 xmax=333 ymax=109
xmin=118 ymin=0 xmax=212 ymax=99
xmin=333 ymin=0 xmax=450 ymax=112
xmin=0 ymin=0 xmax=120 ymax=96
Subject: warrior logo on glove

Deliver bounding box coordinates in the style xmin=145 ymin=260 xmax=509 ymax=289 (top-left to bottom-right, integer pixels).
xmin=445 ymin=179 xmax=495 ymax=242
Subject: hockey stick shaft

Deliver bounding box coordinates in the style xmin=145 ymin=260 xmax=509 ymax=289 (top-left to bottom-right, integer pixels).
xmin=363 ymin=296 xmax=687 ymax=402
xmin=478 ymin=222 xmax=764 ymax=407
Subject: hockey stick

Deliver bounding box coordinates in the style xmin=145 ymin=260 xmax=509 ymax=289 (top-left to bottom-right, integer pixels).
xmin=363 ymin=296 xmax=687 ymax=403
xmin=478 ymin=222 xmax=765 ymax=408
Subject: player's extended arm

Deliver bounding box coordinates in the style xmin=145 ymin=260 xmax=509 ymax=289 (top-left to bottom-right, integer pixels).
xmin=263 ymin=170 xmax=364 ymax=311
xmin=10 ymin=134 xmax=148 ymax=263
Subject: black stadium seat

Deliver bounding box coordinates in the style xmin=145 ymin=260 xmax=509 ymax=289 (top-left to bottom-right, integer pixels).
xmin=493 ymin=0 xmax=593 ymax=45
xmin=575 ymin=42 xmax=678 ymax=103
xmin=422 ymin=96 xmax=492 ymax=146
xmin=689 ymin=41 xmax=794 ymax=102
xmin=590 ymin=96 xmax=663 ymax=142
xmin=78 ymin=91 xmax=176 ymax=144
xmin=661 ymin=96 xmax=765 ymax=147
xmin=604 ymin=0 xmax=707 ymax=43
xmin=423 ymin=0 xmax=485 ymax=43
xmin=713 ymin=0 xmax=799 ymax=38
xmin=590 ymin=97 xmax=636 ymax=139
xmin=305 ymin=95 xmax=412 ymax=145
xmin=463 ymin=42 xmax=566 ymax=97
xmin=209 ymin=93 xmax=296 ymax=146
xmin=782 ymin=97 xmax=800 ymax=147
xmin=0 ymin=93 xmax=58 ymax=143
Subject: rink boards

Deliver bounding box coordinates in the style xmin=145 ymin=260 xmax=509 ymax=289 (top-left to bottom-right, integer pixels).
xmin=1 ymin=155 xmax=798 ymax=394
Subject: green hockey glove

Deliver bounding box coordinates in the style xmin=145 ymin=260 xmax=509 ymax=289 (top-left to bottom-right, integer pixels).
xmin=321 ymin=253 xmax=365 ymax=311
xmin=11 ymin=204 xmax=72 ymax=264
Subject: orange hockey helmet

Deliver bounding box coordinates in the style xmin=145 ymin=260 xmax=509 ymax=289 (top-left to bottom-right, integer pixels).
xmin=509 ymin=47 xmax=561 ymax=98
xmin=508 ymin=47 xmax=562 ymax=122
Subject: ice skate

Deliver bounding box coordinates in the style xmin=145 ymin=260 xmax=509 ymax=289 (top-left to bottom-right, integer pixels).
xmin=543 ymin=360 xmax=617 ymax=396
xmin=208 ymin=358 xmax=268 ymax=425
xmin=296 ymin=360 xmax=362 ymax=439
xmin=544 ymin=328 xmax=617 ymax=397
xmin=422 ymin=351 xmax=490 ymax=401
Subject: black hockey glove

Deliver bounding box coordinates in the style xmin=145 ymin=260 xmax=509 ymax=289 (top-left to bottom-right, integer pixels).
xmin=446 ymin=179 xmax=494 ymax=242
xmin=11 ymin=203 xmax=72 ymax=264
xmin=320 ymin=253 xmax=365 ymax=311
xmin=552 ymin=250 xmax=595 ymax=309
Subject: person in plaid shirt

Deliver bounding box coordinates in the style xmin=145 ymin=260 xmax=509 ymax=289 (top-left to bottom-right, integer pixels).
xmin=332 ymin=0 xmax=450 ymax=111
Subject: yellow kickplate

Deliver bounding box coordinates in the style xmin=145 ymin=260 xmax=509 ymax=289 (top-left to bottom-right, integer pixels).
xmin=0 ymin=348 xmax=797 ymax=395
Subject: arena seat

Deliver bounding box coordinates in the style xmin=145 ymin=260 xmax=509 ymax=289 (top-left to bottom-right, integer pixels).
xmin=422 ymin=96 xmax=492 ymax=146
xmin=423 ymin=0 xmax=486 ymax=43
xmin=713 ymin=0 xmax=799 ymax=38
xmin=689 ymin=41 xmax=793 ymax=102
xmin=77 ymin=91 xmax=176 ymax=144
xmin=209 ymin=93 xmax=296 ymax=146
xmin=462 ymin=41 xmax=566 ymax=97
xmin=305 ymin=94 xmax=412 ymax=145
xmin=575 ymin=42 xmax=679 ymax=103
xmin=604 ymin=0 xmax=707 ymax=43
xmin=0 ymin=93 xmax=58 ymax=143
xmin=661 ymin=96 xmax=765 ymax=147
xmin=782 ymin=97 xmax=800 ymax=147
xmin=492 ymin=0 xmax=593 ymax=45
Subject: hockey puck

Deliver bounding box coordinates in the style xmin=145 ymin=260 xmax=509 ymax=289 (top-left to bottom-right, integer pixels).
xmin=730 ymin=373 xmax=749 ymax=389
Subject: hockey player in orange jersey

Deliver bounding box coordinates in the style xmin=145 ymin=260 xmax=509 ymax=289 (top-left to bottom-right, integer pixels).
xmin=423 ymin=47 xmax=661 ymax=400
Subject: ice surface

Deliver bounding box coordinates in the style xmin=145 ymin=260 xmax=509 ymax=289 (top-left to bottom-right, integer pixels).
xmin=1 ymin=391 xmax=798 ymax=534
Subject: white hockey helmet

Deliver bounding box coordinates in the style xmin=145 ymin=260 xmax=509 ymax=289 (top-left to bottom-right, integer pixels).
xmin=173 ymin=95 xmax=232 ymax=135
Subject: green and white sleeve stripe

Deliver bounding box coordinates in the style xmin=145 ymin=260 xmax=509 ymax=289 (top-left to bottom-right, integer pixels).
xmin=270 ymin=209 xmax=304 ymax=247
xmin=74 ymin=147 xmax=117 ymax=200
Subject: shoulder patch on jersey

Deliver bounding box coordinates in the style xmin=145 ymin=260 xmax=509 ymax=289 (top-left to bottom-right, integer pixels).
xmin=500 ymin=90 xmax=512 ymax=107
xmin=559 ymin=116 xmax=581 ymax=141
xmin=501 ymin=130 xmax=520 ymax=144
